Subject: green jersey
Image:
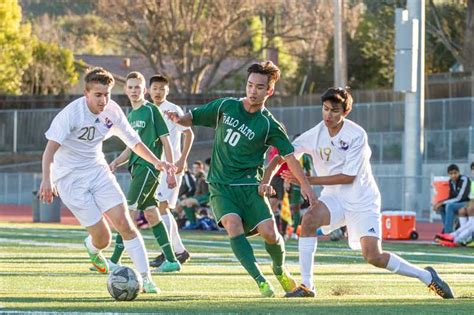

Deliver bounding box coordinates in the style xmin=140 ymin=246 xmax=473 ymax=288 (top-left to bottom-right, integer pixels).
xmin=127 ymin=101 xmax=169 ymax=168
xmin=302 ymin=154 xmax=313 ymax=174
xmin=191 ymin=98 xmax=294 ymax=185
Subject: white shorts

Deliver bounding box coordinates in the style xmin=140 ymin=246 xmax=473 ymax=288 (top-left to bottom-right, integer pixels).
xmin=319 ymin=194 xmax=381 ymax=250
xmin=55 ymin=164 xmax=126 ymax=227
xmin=156 ymin=171 xmax=183 ymax=208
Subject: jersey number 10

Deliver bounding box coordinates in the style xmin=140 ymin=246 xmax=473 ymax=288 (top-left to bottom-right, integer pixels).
xmin=224 ymin=128 xmax=241 ymax=147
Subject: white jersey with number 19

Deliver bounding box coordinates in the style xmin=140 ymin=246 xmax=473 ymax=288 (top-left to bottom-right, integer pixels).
xmin=292 ymin=119 xmax=381 ymax=213
xmin=45 ymin=96 xmax=141 ymax=182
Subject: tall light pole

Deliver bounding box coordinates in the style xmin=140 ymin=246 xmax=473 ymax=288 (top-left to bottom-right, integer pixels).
xmin=334 ymin=0 xmax=347 ymax=87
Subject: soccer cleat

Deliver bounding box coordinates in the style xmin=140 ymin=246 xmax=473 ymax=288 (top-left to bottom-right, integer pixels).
xmin=89 ymin=259 xmax=121 ymax=272
xmin=150 ymin=253 xmax=166 ymax=268
xmin=142 ymin=275 xmax=160 ymax=294
xmin=437 ymin=239 xmax=457 ymax=247
xmin=154 ymin=260 xmax=181 ymax=273
xmin=284 ymin=284 xmax=316 ymax=298
xmin=84 ymin=241 xmax=109 ymax=274
xmin=425 ymin=266 xmax=454 ymax=299
xmin=176 ymin=250 xmax=191 ymax=264
xmin=258 ymin=281 xmax=275 ymax=298
xmin=434 ymin=233 xmax=454 ymax=242
xmin=274 ymin=267 xmax=297 ymax=293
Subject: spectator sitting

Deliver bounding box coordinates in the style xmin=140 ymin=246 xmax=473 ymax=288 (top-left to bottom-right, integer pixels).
xmin=195 ymin=208 xmax=218 ymax=231
xmin=436 ymin=162 xmax=474 ymax=246
xmin=433 ymin=164 xmax=471 ymax=233
xmin=181 ymin=160 xmax=210 ymax=229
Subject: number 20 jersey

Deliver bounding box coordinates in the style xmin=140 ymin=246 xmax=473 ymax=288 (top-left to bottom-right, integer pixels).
xmin=45 ymin=96 xmax=140 ymax=181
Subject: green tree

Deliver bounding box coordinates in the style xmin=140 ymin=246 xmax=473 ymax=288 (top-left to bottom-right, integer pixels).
xmin=0 ymin=0 xmax=33 ymax=94
xmin=349 ymin=4 xmax=396 ymax=89
xmin=21 ymin=38 xmax=79 ymax=95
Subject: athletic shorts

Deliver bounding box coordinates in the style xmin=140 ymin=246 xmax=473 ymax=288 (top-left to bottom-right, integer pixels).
xmin=270 ymin=174 xmax=284 ymax=200
xmin=127 ymin=164 xmax=160 ymax=211
xmin=208 ymin=183 xmax=273 ymax=236
xmin=55 ymin=164 xmax=126 ymax=227
xmin=318 ymin=194 xmax=381 ymax=250
xmin=156 ymin=171 xmax=184 ymax=208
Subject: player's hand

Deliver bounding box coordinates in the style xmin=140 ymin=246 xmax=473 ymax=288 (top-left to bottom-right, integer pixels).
xmin=283 ymin=180 xmax=291 ymax=192
xmin=175 ymin=158 xmax=185 ymax=174
xmin=258 ymin=183 xmax=275 ymax=197
xmin=433 ymin=202 xmax=443 ymax=211
xmin=164 ymin=110 xmax=180 ymax=123
xmin=167 ymin=174 xmax=177 ymax=189
xmin=281 ymin=170 xmax=299 ymax=185
xmin=38 ymin=179 xmax=58 ymax=204
xmin=155 ymin=160 xmax=177 ymax=173
xmin=301 ymin=184 xmax=317 ymax=206
xmin=109 ymin=160 xmax=118 ymax=173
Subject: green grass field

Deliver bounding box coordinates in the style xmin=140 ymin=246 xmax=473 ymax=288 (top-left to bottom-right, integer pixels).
xmin=0 ymin=222 xmax=473 ymax=314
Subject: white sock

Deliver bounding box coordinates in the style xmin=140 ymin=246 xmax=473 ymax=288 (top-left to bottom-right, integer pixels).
xmin=85 ymin=235 xmax=100 ymax=254
xmin=161 ymin=213 xmax=174 ymax=244
xmin=123 ymin=234 xmax=150 ymax=276
xmin=298 ymin=237 xmax=317 ymax=289
xmin=170 ymin=213 xmax=186 ymax=253
xmin=386 ymin=253 xmax=432 ymax=285
xmin=162 ymin=212 xmax=186 ymax=253
xmin=459 ymin=216 xmax=469 ymax=227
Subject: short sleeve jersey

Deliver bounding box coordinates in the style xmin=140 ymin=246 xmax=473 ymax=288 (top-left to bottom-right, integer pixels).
xmin=45 ymin=96 xmax=141 ymax=181
xmin=191 ymin=98 xmax=294 ymax=185
xmin=292 ymin=119 xmax=381 ymax=212
xmin=127 ymin=101 xmax=169 ymax=169
xmin=156 ymin=100 xmax=190 ymax=160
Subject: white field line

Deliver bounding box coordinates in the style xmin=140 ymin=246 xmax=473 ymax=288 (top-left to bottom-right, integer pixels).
xmin=1 ymin=231 xmax=473 ymax=261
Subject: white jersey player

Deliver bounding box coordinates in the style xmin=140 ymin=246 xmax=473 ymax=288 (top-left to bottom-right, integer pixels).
xmin=148 ymin=74 xmax=194 ymax=267
xmin=39 ymin=67 xmax=176 ymax=293
xmin=266 ymin=87 xmax=453 ymax=299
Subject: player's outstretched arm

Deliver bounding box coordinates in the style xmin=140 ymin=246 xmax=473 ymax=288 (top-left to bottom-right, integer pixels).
xmin=282 ymin=171 xmax=355 ymax=186
xmin=160 ymin=135 xmax=177 ymax=189
xmin=165 ymin=111 xmax=193 ymax=127
xmin=131 ymin=142 xmax=177 ymax=175
xmin=39 ymin=140 xmax=60 ymax=204
xmin=176 ymin=129 xmax=194 ymax=174
xmin=109 ymin=148 xmax=131 ymax=172
xmin=258 ymin=155 xmax=284 ymax=197
xmin=284 ymin=154 xmax=317 ymax=205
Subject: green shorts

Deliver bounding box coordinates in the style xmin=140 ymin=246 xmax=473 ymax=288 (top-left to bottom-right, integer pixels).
xmin=127 ymin=164 xmax=160 ymax=211
xmin=209 ymin=183 xmax=273 ymax=236
xmin=289 ymin=184 xmax=302 ymax=206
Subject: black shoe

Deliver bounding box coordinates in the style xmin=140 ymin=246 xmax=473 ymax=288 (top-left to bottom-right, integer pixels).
xmin=176 ymin=250 xmax=191 ymax=264
xmin=284 ymin=284 xmax=316 ymax=298
xmin=425 ymin=266 xmax=454 ymax=299
xmin=150 ymin=253 xmax=166 ymax=268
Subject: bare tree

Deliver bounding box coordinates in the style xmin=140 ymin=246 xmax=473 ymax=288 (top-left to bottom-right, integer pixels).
xmin=98 ymin=0 xmax=337 ymax=94
xmin=428 ymin=0 xmax=474 ymax=72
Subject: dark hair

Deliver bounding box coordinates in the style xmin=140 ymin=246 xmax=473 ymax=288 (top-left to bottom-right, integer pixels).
xmin=321 ymin=86 xmax=353 ymax=113
xmin=126 ymin=71 xmax=145 ymax=83
xmin=447 ymin=164 xmax=459 ymax=173
xmin=205 ymin=157 xmax=211 ymax=166
xmin=471 ymin=162 xmax=474 ymax=169
xmin=247 ymin=61 xmax=281 ymax=89
xmin=193 ymin=160 xmax=204 ymax=169
xmin=149 ymin=74 xmax=169 ymax=86
xmin=84 ymin=67 xmax=114 ymax=89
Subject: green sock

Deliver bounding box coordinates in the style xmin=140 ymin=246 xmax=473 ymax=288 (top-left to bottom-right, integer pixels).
xmin=265 ymin=234 xmax=285 ymax=276
xmin=110 ymin=233 xmax=124 ymax=264
xmin=292 ymin=212 xmax=300 ymax=231
xmin=183 ymin=206 xmax=197 ymax=225
xmin=152 ymin=221 xmax=177 ymax=262
xmin=230 ymin=234 xmax=266 ymax=284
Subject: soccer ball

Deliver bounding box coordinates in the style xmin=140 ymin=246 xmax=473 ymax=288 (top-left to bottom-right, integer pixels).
xmin=107 ymin=266 xmax=143 ymax=301
xmin=329 ymin=228 xmax=344 ymax=241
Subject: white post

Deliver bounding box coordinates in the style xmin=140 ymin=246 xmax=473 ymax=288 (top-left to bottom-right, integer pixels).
xmin=13 ymin=110 xmax=18 ymax=153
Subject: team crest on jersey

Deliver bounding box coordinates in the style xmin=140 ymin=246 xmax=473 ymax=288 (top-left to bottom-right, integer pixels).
xmin=104 ymin=117 xmax=113 ymax=129
xmin=339 ymin=140 xmax=349 ymax=151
